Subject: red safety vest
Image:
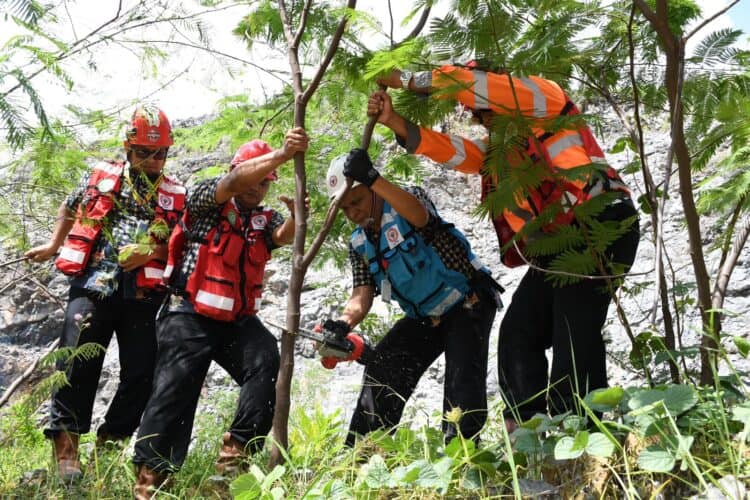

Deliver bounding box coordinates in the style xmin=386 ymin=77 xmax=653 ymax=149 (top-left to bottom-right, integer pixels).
xmin=55 ymin=161 xmax=185 ymax=288
xmin=164 ymin=200 xmax=272 ymax=321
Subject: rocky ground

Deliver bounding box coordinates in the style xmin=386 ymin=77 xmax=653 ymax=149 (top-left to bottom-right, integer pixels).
xmin=1 ymin=106 xmax=748 ymax=451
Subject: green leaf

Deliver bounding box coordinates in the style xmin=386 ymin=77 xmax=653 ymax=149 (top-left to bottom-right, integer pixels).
xmin=514 ymin=428 xmax=543 ymax=454
xmin=662 ymin=385 xmax=698 ymax=415
xmin=563 ymin=415 xmax=585 ymax=432
xmin=361 ymin=454 xmax=391 ymax=489
xmin=585 ymin=433 xmax=616 ymax=458
xmin=554 ymin=436 xmax=585 ymax=460
xmin=231 ymin=471 xmax=262 ymax=499
xmin=572 ymin=431 xmax=589 ymax=452
xmin=627 ymin=385 xmax=697 ymax=416
xmin=733 ymin=336 xmax=750 ymax=358
xmin=262 ymin=465 xmax=285 ymax=489
xmin=585 ymin=387 xmax=625 ymax=411
xmin=637 ymin=447 xmax=676 ymax=472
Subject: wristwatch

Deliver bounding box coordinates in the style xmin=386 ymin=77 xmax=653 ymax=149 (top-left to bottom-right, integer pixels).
xmin=399 ymin=70 xmax=413 ymax=90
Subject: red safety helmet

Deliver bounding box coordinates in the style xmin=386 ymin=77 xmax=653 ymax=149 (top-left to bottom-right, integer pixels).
xmin=124 ymin=104 xmax=173 ymax=148
xmin=230 ymin=139 xmax=277 ymax=180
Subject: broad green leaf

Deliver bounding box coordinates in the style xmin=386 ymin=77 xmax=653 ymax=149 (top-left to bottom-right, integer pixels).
xmin=444 ymin=436 xmax=463 ymax=457
xmin=637 ymin=447 xmax=676 ymax=472
xmin=585 ymin=387 xmax=625 ymax=411
xmin=514 ymin=428 xmax=543 ymax=454
xmin=520 ymin=415 xmax=545 ymax=430
xmin=554 ymin=436 xmax=585 ymax=460
xmin=462 ymin=467 xmax=484 ymax=490
xmin=231 ymin=472 xmax=262 ymax=499
xmin=733 ymin=336 xmax=750 ymax=358
xmin=662 ymin=385 xmax=698 ymax=414
xmin=585 ymin=433 xmax=616 ymax=458
xmin=572 ymin=431 xmax=590 ymax=452
xmin=362 ymin=454 xmax=391 ymax=489
xmin=262 ymin=465 xmax=285 ymax=489
xmin=563 ymin=415 xmax=585 ymax=432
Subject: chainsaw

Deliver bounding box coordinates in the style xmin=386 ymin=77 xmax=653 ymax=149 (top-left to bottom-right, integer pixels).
xmin=264 ymin=320 xmax=371 ymax=369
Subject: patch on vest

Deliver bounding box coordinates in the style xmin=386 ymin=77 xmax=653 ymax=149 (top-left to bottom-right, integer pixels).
xmin=158 ymin=193 xmax=174 ymax=210
xmin=252 ymin=214 xmax=267 ymax=230
xmin=97 ymin=178 xmax=116 ymax=193
xmin=385 ymin=226 xmax=404 ymax=249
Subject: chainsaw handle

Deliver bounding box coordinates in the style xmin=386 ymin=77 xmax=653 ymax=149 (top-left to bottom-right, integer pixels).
xmin=320 ymin=333 xmax=365 ymax=369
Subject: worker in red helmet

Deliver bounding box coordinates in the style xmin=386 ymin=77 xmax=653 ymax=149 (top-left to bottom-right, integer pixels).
xmin=369 ymin=65 xmax=640 ymax=431
xmin=132 ymin=128 xmax=308 ymax=497
xmin=24 ymin=103 xmax=185 ymax=482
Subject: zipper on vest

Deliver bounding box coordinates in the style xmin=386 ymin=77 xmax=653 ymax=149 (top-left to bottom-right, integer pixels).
xmin=238 ymin=218 xmax=249 ymax=314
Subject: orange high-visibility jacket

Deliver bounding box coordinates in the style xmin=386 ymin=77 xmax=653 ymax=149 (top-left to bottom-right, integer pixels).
xmin=399 ymin=65 xmax=628 ymax=267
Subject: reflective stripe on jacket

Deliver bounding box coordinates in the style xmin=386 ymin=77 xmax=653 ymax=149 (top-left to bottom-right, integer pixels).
xmin=55 ymin=161 xmax=185 ymax=287
xmin=166 ymin=201 xmax=271 ymax=321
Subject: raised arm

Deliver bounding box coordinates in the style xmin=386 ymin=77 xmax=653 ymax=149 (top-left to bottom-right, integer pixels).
xmin=214 ymin=128 xmax=308 ymax=205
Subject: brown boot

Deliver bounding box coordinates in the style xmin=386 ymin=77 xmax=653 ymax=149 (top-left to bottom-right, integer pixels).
xmin=215 ymin=432 xmax=247 ymax=475
xmin=133 ymin=464 xmax=167 ymax=500
xmin=52 ymin=431 xmax=82 ymax=483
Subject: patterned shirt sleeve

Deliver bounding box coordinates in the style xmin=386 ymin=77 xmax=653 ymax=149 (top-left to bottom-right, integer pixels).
xmin=349 ymin=243 xmax=374 ymax=289
xmin=65 ymin=170 xmax=91 ymax=212
xmin=187 ymin=177 xmax=222 ymax=216
xmin=265 ymin=209 xmax=285 ymax=251
xmin=402 ymin=185 xmax=441 ymax=237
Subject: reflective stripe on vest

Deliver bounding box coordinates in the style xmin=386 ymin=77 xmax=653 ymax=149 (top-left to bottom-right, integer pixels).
xmin=55 ymin=162 xmax=185 ymax=290
xmin=55 ymin=161 xmax=125 ymax=276
xmin=181 ymin=201 xmax=271 ymax=321
xmin=196 ymin=290 xmax=235 ymax=312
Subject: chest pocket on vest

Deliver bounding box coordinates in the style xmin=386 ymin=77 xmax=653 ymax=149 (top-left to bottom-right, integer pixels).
xmin=373 ymin=234 xmax=451 ymax=307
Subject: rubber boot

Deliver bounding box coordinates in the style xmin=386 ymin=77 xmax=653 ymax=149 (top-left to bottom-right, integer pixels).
xmin=133 ymin=464 xmax=167 ymax=500
xmin=215 ymin=432 xmax=247 ymax=476
xmin=52 ymin=431 xmax=82 ymax=483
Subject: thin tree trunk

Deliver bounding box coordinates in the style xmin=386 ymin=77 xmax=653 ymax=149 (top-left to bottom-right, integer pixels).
xmin=633 ymin=0 xmax=716 ymax=384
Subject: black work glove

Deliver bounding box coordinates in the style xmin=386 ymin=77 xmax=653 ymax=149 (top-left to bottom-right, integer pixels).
xmin=343 ymin=148 xmax=379 ymax=187
xmin=322 ymin=319 xmax=350 ymax=339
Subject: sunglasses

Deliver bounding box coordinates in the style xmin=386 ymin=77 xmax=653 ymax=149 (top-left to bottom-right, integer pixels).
xmin=130 ymin=147 xmax=168 ymax=160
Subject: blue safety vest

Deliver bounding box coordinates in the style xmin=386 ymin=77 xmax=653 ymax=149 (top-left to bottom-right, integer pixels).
xmin=350 ymin=202 xmax=487 ymax=319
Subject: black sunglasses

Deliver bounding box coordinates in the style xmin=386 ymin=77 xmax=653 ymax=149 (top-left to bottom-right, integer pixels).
xmin=130 ymin=147 xmax=168 ymax=160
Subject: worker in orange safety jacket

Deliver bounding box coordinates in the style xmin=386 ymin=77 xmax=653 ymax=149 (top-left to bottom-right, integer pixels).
xmin=24 ymin=103 xmax=185 ymax=482
xmin=131 ymin=128 xmax=308 ymax=499
xmin=369 ymin=64 xmax=640 ymax=429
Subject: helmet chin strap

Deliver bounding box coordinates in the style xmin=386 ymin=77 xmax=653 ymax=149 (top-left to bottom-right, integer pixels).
xmin=363 ymin=190 xmax=378 ymax=228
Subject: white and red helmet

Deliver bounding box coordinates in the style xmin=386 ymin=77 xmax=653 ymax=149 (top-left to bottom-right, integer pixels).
xmin=326 ymin=153 xmax=359 ymax=199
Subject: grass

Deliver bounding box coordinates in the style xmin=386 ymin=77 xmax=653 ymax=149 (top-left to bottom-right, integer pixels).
xmin=1 ymin=376 xmax=749 ymax=499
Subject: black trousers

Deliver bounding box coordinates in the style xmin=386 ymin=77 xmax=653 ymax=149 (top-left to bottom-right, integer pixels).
xmin=133 ymin=312 xmax=280 ymax=473
xmin=498 ymin=200 xmax=640 ymax=420
xmin=347 ymin=291 xmax=496 ymax=446
xmin=45 ymin=287 xmax=160 ymax=439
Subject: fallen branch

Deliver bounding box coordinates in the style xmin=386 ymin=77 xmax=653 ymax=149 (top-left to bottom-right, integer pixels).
xmin=0 ymin=274 xmax=66 ymax=408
